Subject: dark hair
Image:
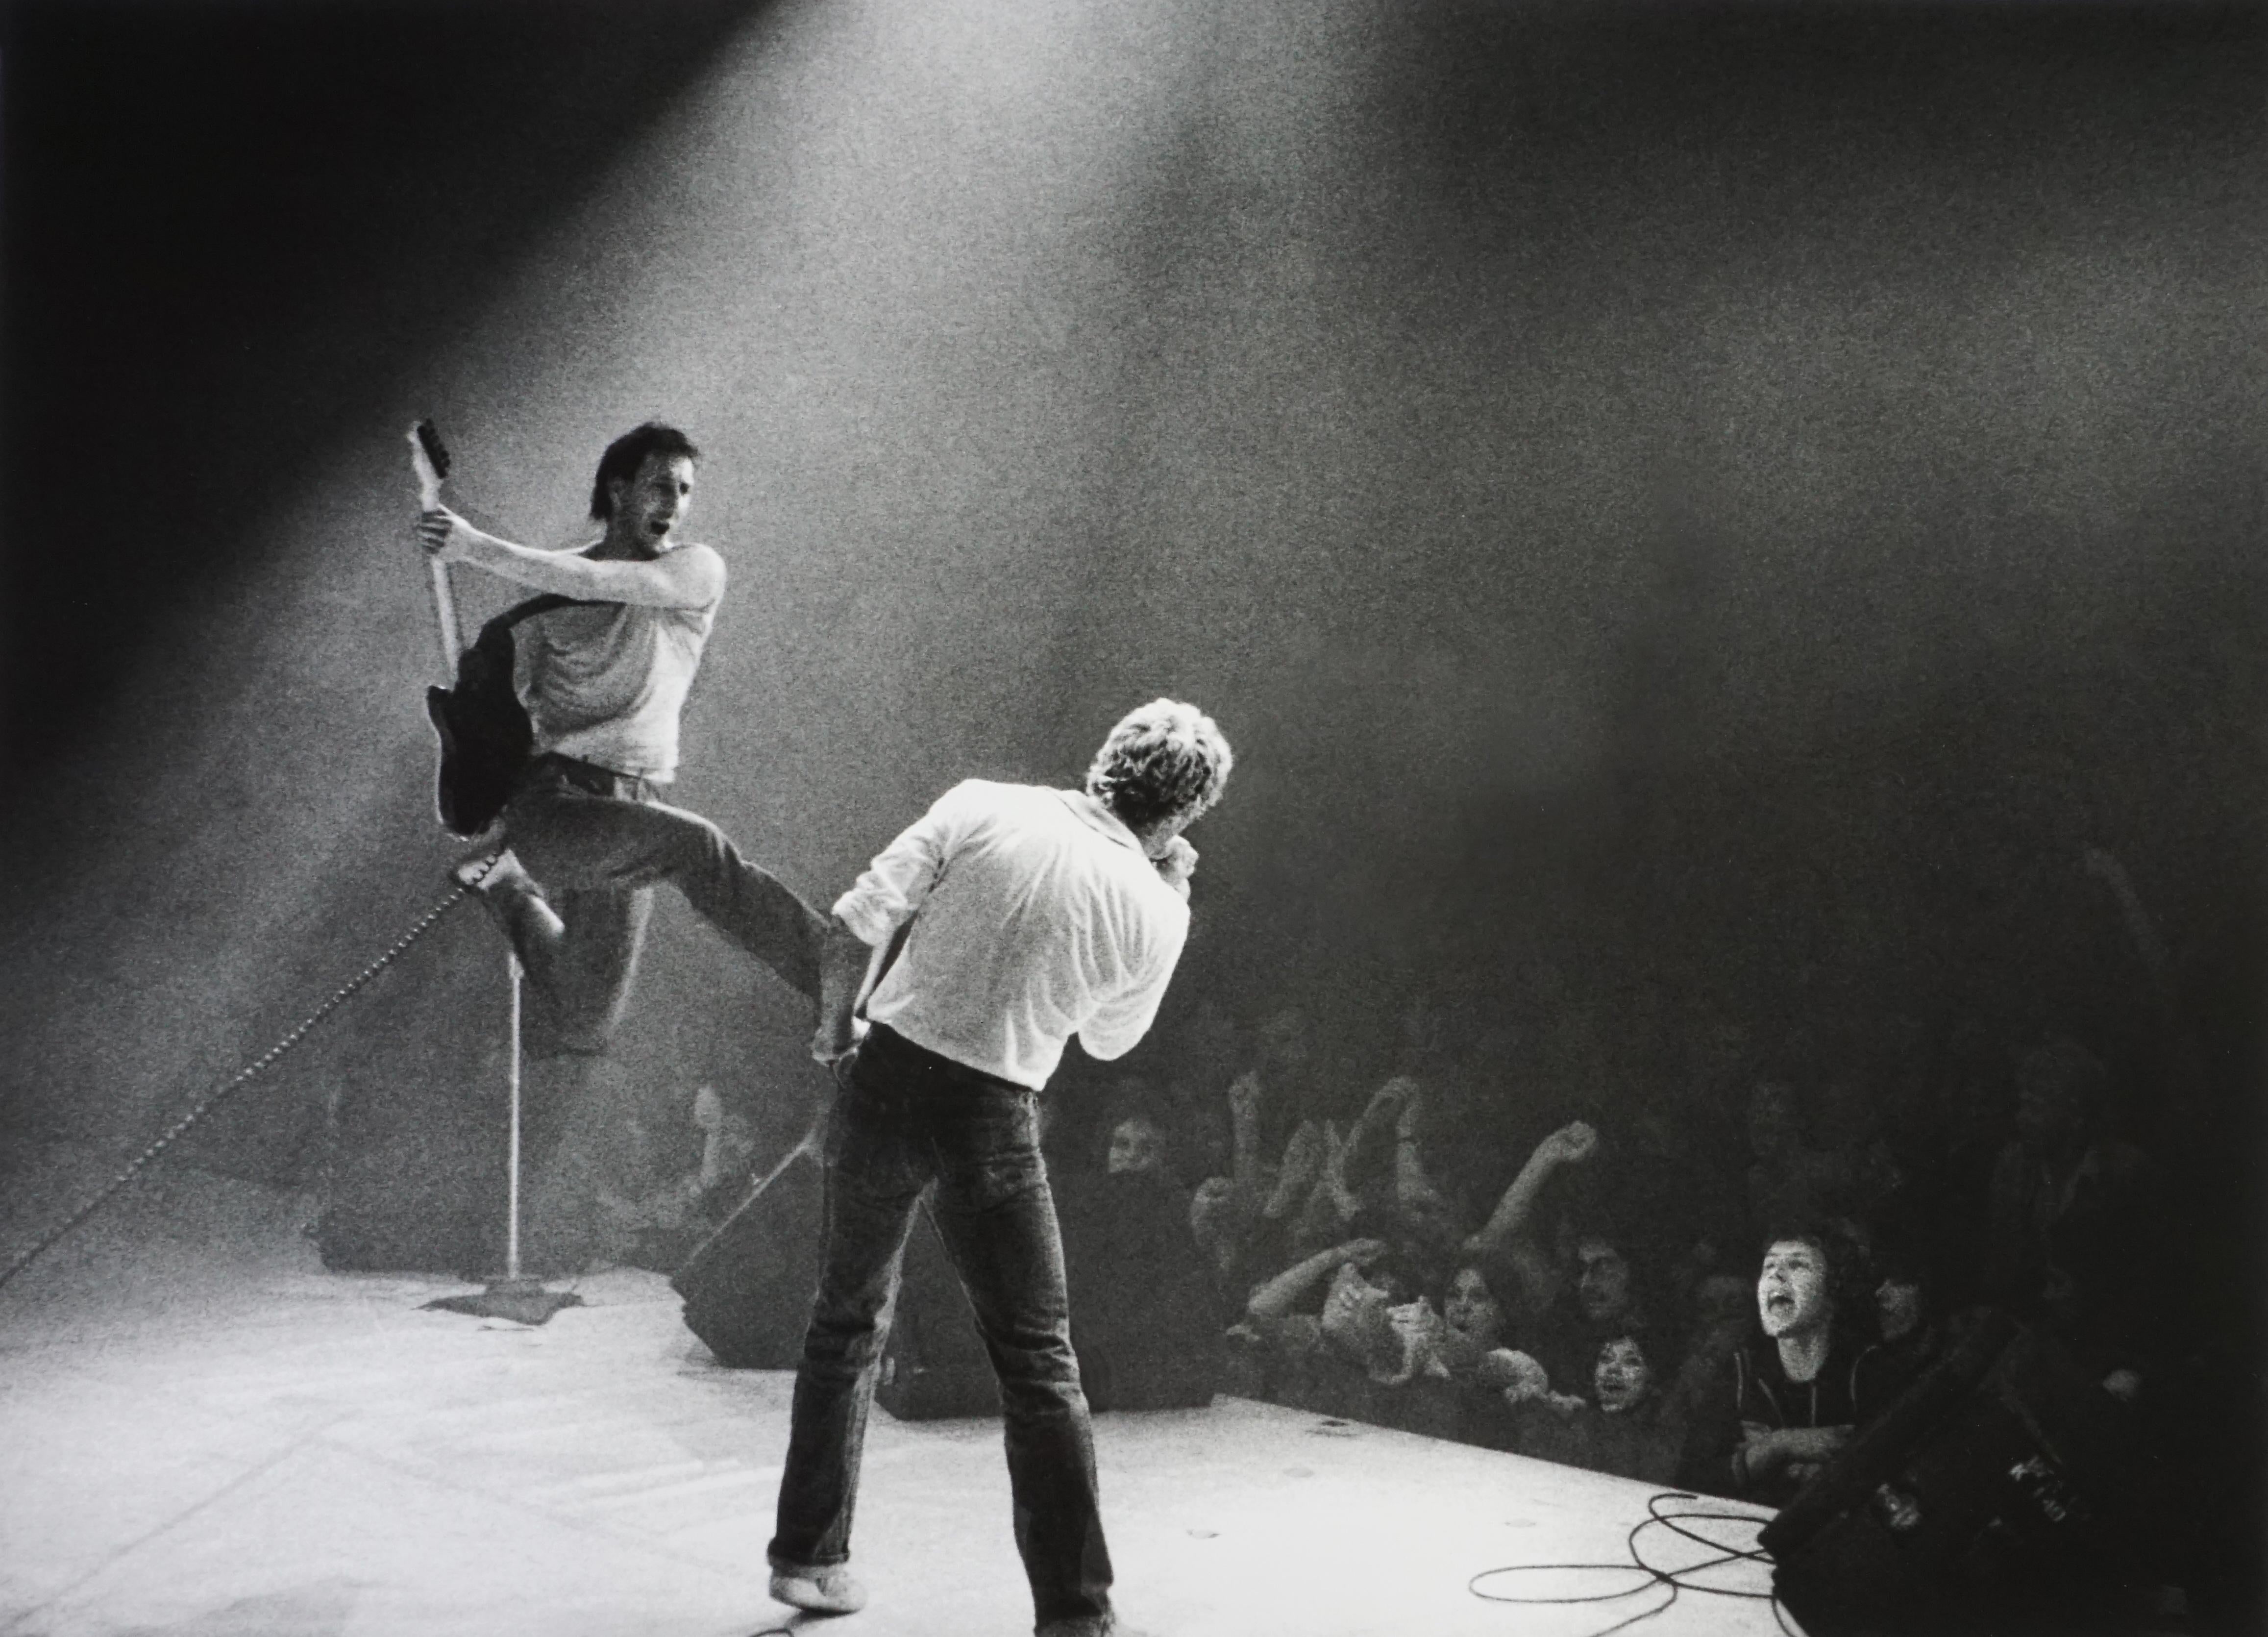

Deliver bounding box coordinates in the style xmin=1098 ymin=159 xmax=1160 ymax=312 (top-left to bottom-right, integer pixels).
xmin=1759 ymin=1219 xmax=1867 ymax=1313
xmin=1595 ymin=1330 xmax=1654 ymax=1368
xmin=1759 ymin=1222 xmax=1835 ymax=1272
xmin=590 ymin=422 xmax=700 ymax=521
xmin=1571 ymin=1213 xmax=1629 ymax=1257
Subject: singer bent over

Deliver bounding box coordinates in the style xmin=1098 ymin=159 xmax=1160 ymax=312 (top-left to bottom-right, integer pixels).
xmin=768 ymin=700 xmax=1234 ymax=1637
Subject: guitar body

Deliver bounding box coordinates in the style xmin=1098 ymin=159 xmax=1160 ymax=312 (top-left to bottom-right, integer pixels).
xmin=426 ymin=595 xmax=581 ymax=837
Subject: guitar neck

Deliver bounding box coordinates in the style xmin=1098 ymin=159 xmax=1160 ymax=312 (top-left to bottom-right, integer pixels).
xmin=408 ymin=424 xmax=462 ymax=670
xmin=426 ymin=558 xmax=463 ymax=671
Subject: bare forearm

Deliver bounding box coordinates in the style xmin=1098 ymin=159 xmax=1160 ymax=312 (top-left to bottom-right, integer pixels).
xmin=1263 ymin=1123 xmax=1322 ymax=1219
xmin=1246 ymin=1246 xmax=1345 ymax=1319
xmin=1232 ymin=1108 xmax=1261 ymax=1186
xmin=1394 ymin=1136 xmax=1434 ymax=1203
xmin=1737 ymin=1425 xmax=1846 ymax=1487
xmin=1468 ymin=1153 xmax=1557 ymax=1255
xmin=1778 ymin=1426 xmax=1850 ymax=1462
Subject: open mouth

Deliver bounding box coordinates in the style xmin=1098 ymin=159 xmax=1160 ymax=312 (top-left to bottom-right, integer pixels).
xmin=1764 ymin=1291 xmax=1795 ymax=1318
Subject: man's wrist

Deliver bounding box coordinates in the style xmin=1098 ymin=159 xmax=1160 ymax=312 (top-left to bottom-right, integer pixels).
xmin=452 ymin=521 xmax=500 ymax=564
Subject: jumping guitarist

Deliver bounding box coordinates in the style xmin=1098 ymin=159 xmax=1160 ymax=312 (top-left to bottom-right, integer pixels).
xmin=415 ymin=423 xmax=828 ymax=1259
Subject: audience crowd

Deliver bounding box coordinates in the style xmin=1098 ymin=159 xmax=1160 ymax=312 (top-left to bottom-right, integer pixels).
xmin=610 ymin=976 xmax=2250 ymax=1624
xmin=1035 ymin=994 xmax=2252 ymax=1626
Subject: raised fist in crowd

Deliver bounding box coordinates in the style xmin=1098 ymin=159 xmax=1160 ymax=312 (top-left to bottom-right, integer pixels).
xmin=1538 ymin=1120 xmax=1600 ymax=1167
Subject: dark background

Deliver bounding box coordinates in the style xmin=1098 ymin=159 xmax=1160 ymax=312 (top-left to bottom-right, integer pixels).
xmin=0 ymin=0 xmax=2258 ymax=1373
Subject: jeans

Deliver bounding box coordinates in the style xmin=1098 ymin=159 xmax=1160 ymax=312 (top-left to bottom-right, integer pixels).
xmin=770 ymin=1024 xmax=1113 ymax=1634
xmin=498 ymin=754 xmax=826 ymax=1054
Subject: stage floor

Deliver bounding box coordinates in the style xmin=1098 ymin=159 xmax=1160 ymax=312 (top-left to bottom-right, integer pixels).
xmin=0 ymin=1167 xmax=1791 ymax=1637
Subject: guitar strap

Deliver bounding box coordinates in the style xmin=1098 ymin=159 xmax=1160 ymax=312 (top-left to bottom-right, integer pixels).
xmin=425 ymin=594 xmax=603 ymax=836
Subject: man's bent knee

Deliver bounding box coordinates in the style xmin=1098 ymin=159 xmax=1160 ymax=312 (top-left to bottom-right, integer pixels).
xmin=988 ymin=1339 xmax=1085 ymax=1402
xmin=800 ymin=1313 xmax=891 ymax=1379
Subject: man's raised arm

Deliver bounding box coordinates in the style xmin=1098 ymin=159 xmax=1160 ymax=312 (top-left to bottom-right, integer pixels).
xmin=417 ymin=505 xmax=723 ymax=610
xmin=810 ymin=784 xmax=975 ymax=1063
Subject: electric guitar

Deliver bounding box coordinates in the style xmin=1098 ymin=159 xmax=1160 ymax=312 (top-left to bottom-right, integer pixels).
xmin=409 ymin=420 xmax=582 ymax=835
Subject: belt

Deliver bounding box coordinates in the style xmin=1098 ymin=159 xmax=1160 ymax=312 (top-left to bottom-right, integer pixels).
xmin=523 ymin=752 xmax=656 ymax=801
xmin=859 ymin=1023 xmax=1030 ymax=1097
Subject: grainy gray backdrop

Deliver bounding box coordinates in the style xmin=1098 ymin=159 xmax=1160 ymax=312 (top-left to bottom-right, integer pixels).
xmin=0 ymin=1 xmax=2257 ymax=1284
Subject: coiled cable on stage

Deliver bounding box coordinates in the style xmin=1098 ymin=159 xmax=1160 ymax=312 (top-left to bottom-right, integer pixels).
xmin=0 ymin=872 xmax=482 ymax=1294
xmin=1468 ymin=1490 xmax=1797 ymax=1637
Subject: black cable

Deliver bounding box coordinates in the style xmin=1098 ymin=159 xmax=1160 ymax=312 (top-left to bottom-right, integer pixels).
xmin=1771 ymin=1588 xmax=1804 ymax=1637
xmin=1638 ymin=1494 xmax=1780 ymax=1584
xmin=1469 ymin=1490 xmax=1796 ymax=1637
xmin=0 ymin=875 xmax=480 ymax=1295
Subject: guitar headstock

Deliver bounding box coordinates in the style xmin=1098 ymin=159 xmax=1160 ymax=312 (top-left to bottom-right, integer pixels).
xmin=408 ymin=420 xmax=451 ymax=508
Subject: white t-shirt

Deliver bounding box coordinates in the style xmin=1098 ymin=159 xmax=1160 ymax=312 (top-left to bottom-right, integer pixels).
xmin=513 ymin=546 xmax=723 ymax=782
xmin=832 ymin=780 xmax=1191 ymax=1091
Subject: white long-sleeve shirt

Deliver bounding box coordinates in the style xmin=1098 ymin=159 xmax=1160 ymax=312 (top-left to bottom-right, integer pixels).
xmin=832 ymin=780 xmax=1191 ymax=1090
xmin=514 ymin=575 xmax=721 ymax=782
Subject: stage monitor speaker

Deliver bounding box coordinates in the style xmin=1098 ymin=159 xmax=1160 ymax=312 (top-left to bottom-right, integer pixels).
xmin=672 ymin=1158 xmax=823 ymax=1369
xmin=1760 ymin=1311 xmax=2175 ymax=1637
xmin=875 ymin=1177 xmax=1226 ymax=1422
xmin=1058 ymin=1169 xmax=1224 ymax=1413
xmin=679 ymin=1161 xmax=1226 ymax=1417
xmin=876 ymin=1202 xmax=1000 ymax=1420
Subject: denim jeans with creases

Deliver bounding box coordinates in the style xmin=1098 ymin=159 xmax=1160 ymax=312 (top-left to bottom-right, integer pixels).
xmin=499 ymin=754 xmax=826 ymax=1053
xmin=770 ymin=1024 xmax=1113 ymax=1633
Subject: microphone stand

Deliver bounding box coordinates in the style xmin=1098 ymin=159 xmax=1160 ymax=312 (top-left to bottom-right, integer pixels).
xmin=409 ymin=423 xmax=582 ymax=1327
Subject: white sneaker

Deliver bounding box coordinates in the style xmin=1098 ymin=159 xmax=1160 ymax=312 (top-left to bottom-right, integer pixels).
xmin=768 ymin=1562 xmax=867 ymax=1616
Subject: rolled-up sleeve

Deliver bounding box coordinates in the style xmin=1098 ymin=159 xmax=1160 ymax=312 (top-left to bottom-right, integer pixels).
xmin=1077 ymin=910 xmax=1188 ymax=1061
xmin=831 ymin=782 xmax=975 ymax=948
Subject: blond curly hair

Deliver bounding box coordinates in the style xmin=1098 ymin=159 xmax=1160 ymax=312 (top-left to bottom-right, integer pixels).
xmin=1085 ymin=698 xmax=1234 ymax=830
